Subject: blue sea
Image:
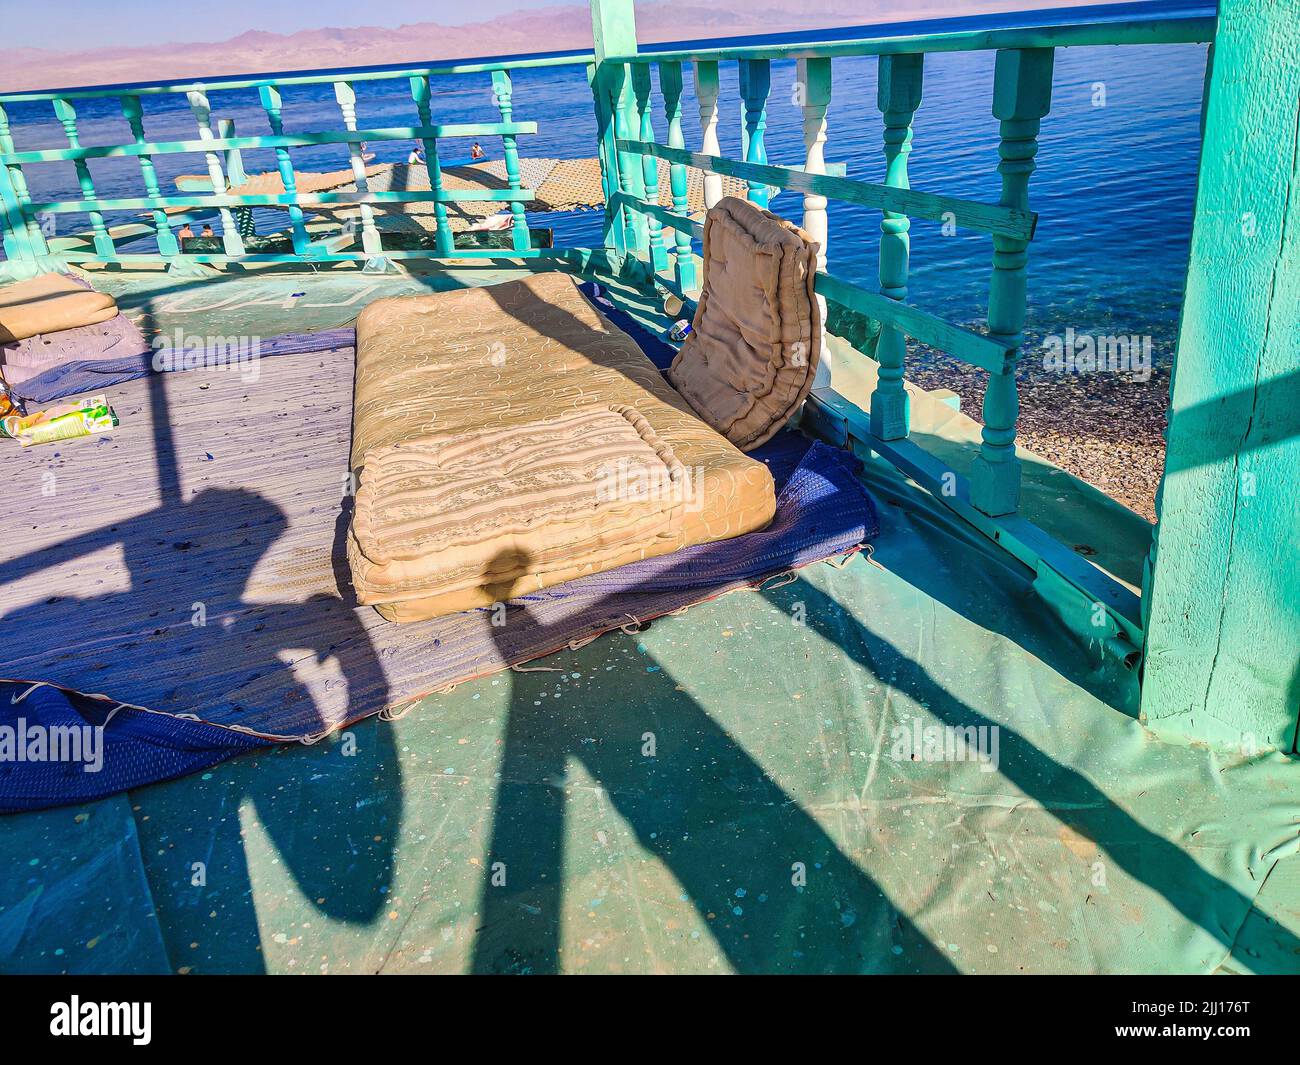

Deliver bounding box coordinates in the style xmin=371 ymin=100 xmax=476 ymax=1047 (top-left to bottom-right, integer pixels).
xmin=2 ymin=1 xmax=1210 ymax=365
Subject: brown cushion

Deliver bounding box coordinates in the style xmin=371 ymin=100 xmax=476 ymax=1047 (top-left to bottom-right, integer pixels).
xmin=668 ymin=197 xmax=821 ymax=451
xmin=348 ymin=272 xmax=776 ymax=622
xmin=0 ymin=273 xmax=118 ymax=344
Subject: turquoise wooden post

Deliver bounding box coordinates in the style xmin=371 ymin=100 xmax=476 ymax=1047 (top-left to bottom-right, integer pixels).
xmin=630 ymin=64 xmax=668 ymax=274
xmin=120 ymin=95 xmax=179 ymax=257
xmin=969 ymin=48 xmax=1054 ymax=516
xmin=185 ymin=88 xmax=245 ymax=257
xmin=591 ymin=0 xmax=639 ymax=260
xmin=799 ymin=57 xmax=832 ymax=389
xmin=331 ymin=82 xmax=382 ymax=257
xmin=738 ymin=59 xmax=771 ymax=208
xmin=588 ymin=62 xmax=627 ymax=260
xmin=1141 ymin=0 xmax=1300 ymax=753
xmin=51 ymin=98 xmax=114 ymax=258
xmin=658 ymin=60 xmax=697 ymax=292
xmin=870 ymin=53 xmax=923 ymax=441
xmin=490 ymin=69 xmax=531 ymax=254
xmin=409 ymin=75 xmax=455 ymax=257
xmin=0 ymin=103 xmax=43 ymax=261
xmin=612 ymin=64 xmax=647 ymax=253
xmin=694 ymin=60 xmax=723 ymax=210
xmin=257 ymin=84 xmax=311 ymax=256
xmin=0 ymin=163 xmax=28 ymax=263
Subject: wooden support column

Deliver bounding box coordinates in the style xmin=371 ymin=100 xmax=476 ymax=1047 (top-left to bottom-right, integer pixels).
xmin=970 ymin=47 xmax=1053 ymax=516
xmin=591 ymin=0 xmax=642 ymax=260
xmin=51 ymin=98 xmax=114 ymax=258
xmin=799 ymin=57 xmax=832 ymax=389
xmin=870 ymin=53 xmax=923 ymax=441
xmin=257 ymin=85 xmax=311 ymax=256
xmin=694 ymin=61 xmax=723 ymax=211
xmin=408 ymin=76 xmax=454 ymax=257
xmin=738 ymin=59 xmax=771 ymax=208
xmin=1141 ymin=1 xmax=1300 ymax=753
xmin=185 ymin=88 xmax=245 ymax=257
xmin=490 ymin=69 xmax=532 ymax=253
xmin=658 ymin=60 xmax=697 ymax=292
xmin=120 ymin=96 xmax=179 ymax=257
xmin=630 ymin=64 xmax=668 ymax=274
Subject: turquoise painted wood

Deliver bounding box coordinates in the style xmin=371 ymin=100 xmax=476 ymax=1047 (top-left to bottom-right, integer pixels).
xmin=630 ymin=65 xmax=668 ymax=273
xmin=0 ymin=103 xmax=46 ymax=261
xmin=1141 ymin=0 xmax=1300 ymax=753
xmin=738 ymin=59 xmax=771 ymax=208
xmin=257 ymin=84 xmax=311 ymax=256
xmin=869 ymin=53 xmax=923 ymax=442
xmin=120 ymin=95 xmax=179 ymax=257
xmin=409 ymin=76 xmax=455 ymax=258
xmin=657 ymin=61 xmax=697 ymax=292
xmin=490 ymin=70 xmax=532 ymax=254
xmin=969 ymin=48 xmax=1054 ymax=517
xmin=51 ymin=98 xmax=114 ymax=257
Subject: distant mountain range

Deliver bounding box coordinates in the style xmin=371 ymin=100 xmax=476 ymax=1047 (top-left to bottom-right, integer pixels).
xmin=2 ymin=0 xmax=1084 ymax=93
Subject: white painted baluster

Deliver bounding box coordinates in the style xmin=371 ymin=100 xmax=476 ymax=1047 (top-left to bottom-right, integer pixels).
xmin=332 ymin=81 xmax=382 ymax=257
xmin=693 ymin=60 xmax=723 ymax=210
xmin=798 ymin=57 xmax=832 ymax=389
xmin=185 ymin=88 xmax=244 ymax=257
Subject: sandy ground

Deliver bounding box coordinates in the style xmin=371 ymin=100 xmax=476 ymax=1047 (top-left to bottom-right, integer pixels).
xmin=908 ymin=345 xmax=1167 ymax=522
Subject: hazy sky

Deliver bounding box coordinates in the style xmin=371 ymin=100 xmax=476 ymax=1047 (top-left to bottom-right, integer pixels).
xmin=8 ymin=0 xmax=581 ymax=50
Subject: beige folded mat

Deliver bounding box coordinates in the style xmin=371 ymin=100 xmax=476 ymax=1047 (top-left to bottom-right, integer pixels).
xmin=0 ymin=272 xmax=118 ymax=344
xmin=348 ymin=272 xmax=776 ymax=622
xmin=668 ymin=196 xmax=821 ymax=451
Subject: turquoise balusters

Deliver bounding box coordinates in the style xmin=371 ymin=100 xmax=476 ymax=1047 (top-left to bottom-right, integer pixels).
xmin=693 ymin=60 xmax=723 ymax=210
xmin=120 ymin=95 xmax=179 ymax=257
xmin=588 ymin=61 xmax=627 ymax=259
xmin=0 ymin=102 xmax=45 ymax=259
xmin=185 ymin=88 xmax=245 ymax=256
xmin=870 ymin=54 xmax=924 ymax=441
xmin=970 ymin=48 xmax=1054 ymax=517
xmin=738 ymin=59 xmax=771 ymax=208
xmin=608 ymin=63 xmax=646 ymax=254
xmin=51 ymin=98 xmax=114 ymax=258
xmin=217 ymin=115 xmax=251 ymax=252
xmin=798 ymin=57 xmax=832 ymax=388
xmin=409 ymin=75 xmax=454 ymax=257
xmin=331 ymin=82 xmax=382 ymax=257
xmin=658 ymin=60 xmax=696 ymax=292
xmin=630 ymin=64 xmax=668 ymax=274
xmin=490 ymin=69 xmax=531 ymax=253
xmin=257 ymin=84 xmax=311 ymax=256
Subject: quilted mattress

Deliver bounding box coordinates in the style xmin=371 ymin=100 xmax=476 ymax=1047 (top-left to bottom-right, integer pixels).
xmin=348 ymin=272 xmax=777 ymax=622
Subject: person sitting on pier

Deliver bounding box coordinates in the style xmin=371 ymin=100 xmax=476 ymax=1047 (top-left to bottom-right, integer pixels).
xmin=176 ymin=223 xmax=194 ymax=241
xmin=201 ymin=224 xmax=215 ymax=238
xmin=408 ymin=146 xmax=425 ymax=165
xmin=470 ymin=141 xmax=485 ymax=160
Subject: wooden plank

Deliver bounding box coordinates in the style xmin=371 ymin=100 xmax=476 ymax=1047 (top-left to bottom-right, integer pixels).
xmin=607 ymin=14 xmax=1216 ymax=64
xmin=618 ymin=138 xmax=1034 ymax=239
xmin=0 ymin=124 xmax=538 ymax=165
xmin=1140 ymin=0 xmax=1300 ymax=752
xmin=814 ymin=273 xmax=1015 ymax=373
xmin=27 ymin=189 xmax=536 ymax=212
xmin=608 ymin=191 xmax=702 ymax=240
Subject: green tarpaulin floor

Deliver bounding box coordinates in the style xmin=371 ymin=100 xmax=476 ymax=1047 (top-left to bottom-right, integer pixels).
xmin=1 ymin=265 xmax=1296 ymax=974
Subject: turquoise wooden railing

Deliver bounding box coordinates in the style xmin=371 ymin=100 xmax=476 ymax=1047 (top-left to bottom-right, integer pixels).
xmin=0 ymin=5 xmax=1218 ymax=676
xmin=0 ymin=52 xmax=598 ymax=268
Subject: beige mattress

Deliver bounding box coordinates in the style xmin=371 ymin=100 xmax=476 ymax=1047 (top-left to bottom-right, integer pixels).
xmin=348 ymin=272 xmax=777 ymax=622
xmin=0 ymin=272 xmax=117 ymax=344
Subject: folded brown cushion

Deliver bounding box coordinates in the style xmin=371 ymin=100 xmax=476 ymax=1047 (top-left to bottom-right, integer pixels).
xmin=0 ymin=272 xmax=118 ymax=344
xmin=668 ymin=196 xmax=821 ymax=451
